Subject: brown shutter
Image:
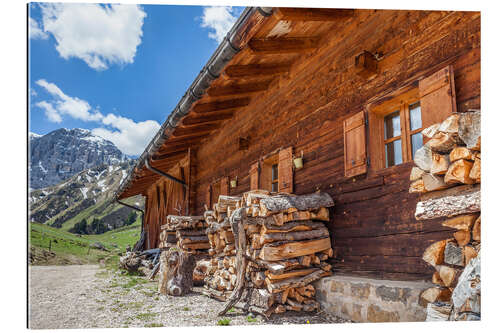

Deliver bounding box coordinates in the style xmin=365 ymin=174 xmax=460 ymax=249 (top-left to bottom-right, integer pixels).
xmin=419 ymin=65 xmax=457 ymax=128
xmin=344 ymin=110 xmax=367 ymax=178
xmin=250 ymin=162 xmax=260 ymax=190
xmin=278 ymin=147 xmax=293 ymax=193
xmin=220 ymin=176 xmax=229 ymax=195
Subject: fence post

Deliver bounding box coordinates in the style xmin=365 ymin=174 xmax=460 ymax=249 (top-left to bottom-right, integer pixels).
xmin=48 ymin=239 xmax=52 ymax=251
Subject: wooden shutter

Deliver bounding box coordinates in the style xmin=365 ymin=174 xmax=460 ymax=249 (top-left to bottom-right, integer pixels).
xmin=344 ymin=110 xmax=367 ymax=178
xmin=419 ymin=65 xmax=456 ymax=128
xmin=250 ymin=162 xmax=260 ymax=190
xmin=220 ymin=176 xmax=229 ymax=196
xmin=278 ymin=147 xmax=293 ymax=193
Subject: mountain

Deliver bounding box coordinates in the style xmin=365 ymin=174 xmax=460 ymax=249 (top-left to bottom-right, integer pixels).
xmin=29 ymin=128 xmax=129 ymax=189
xmin=29 ymin=159 xmax=144 ymax=234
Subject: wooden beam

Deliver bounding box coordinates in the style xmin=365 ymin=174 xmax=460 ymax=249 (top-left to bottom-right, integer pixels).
xmin=207 ymin=80 xmax=272 ymax=97
xmin=165 ymin=133 xmax=210 ymax=144
xmin=192 ymin=97 xmax=251 ymax=113
xmin=172 ymin=123 xmax=220 ymax=137
xmin=248 ymin=37 xmax=320 ymax=54
xmin=224 ymin=63 xmax=291 ymax=78
xmin=181 ymin=110 xmax=234 ymax=126
xmin=277 ymin=8 xmax=354 ymax=21
xmin=151 ymin=150 xmax=188 ymax=162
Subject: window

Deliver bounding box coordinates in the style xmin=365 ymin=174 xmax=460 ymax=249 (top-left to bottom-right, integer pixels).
xmin=261 ymin=153 xmax=279 ymax=192
xmin=368 ymin=88 xmax=423 ymax=170
xmin=271 ymin=164 xmax=278 ymax=192
xmin=383 ymin=101 xmax=423 ymax=167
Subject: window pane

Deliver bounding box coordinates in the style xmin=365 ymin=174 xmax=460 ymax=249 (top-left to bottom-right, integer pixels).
xmin=385 ymin=139 xmax=403 ymax=167
xmin=272 ymin=182 xmax=278 ymax=192
xmin=411 ymin=132 xmax=424 ymax=159
xmin=409 ymin=102 xmax=422 ymax=130
xmin=271 ymin=164 xmax=278 ymax=181
xmin=384 ymin=111 xmax=401 ymax=139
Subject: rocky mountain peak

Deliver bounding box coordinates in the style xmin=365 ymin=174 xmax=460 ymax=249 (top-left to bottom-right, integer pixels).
xmin=29 ymin=128 xmax=129 ymax=189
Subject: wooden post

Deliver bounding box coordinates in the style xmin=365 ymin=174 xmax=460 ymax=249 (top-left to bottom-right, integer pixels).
xmin=48 ymin=240 xmax=52 ymax=251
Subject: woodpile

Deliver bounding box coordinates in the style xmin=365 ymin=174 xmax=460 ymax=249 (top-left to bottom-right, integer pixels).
xmin=203 ymin=190 xmax=335 ymax=317
xmin=408 ymin=110 xmax=481 ymax=322
xmin=159 ymin=215 xmax=209 ymax=254
xmin=202 ymin=196 xmax=241 ymax=299
xmin=409 ymin=111 xmax=481 ymax=195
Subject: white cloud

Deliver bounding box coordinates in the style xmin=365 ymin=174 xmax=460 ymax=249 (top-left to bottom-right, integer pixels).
xmin=29 ymin=17 xmax=48 ymax=40
xmin=39 ymin=3 xmax=146 ymax=70
xmin=36 ymin=79 xmax=103 ymax=122
xmin=35 ymin=79 xmax=160 ymax=155
xmin=36 ymin=101 xmax=62 ymax=123
xmin=92 ymin=116 xmax=160 ymax=156
xmin=200 ymin=6 xmax=238 ymax=43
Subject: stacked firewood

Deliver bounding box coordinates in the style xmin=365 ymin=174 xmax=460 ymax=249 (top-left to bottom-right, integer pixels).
xmin=409 ymin=111 xmax=480 ymax=194
xmin=159 ymin=215 xmax=209 ymax=254
xmin=409 ymin=110 xmax=481 ymax=321
xmin=203 ymin=190 xmax=335 ymax=317
xmin=202 ymin=196 xmax=241 ymax=300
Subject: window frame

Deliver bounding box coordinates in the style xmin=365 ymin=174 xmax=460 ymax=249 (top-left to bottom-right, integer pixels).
xmin=368 ymin=88 xmax=422 ymax=171
xmin=261 ymin=153 xmax=279 ymax=193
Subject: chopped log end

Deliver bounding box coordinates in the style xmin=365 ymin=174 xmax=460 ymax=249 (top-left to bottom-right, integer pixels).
xmin=444 ymin=159 xmax=474 ymax=185
xmin=422 ymin=239 xmax=449 ymax=267
xmin=472 ymin=215 xmax=481 ymax=241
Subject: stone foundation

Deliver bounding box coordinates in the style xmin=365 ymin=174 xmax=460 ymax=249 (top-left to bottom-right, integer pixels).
xmin=314 ymin=275 xmax=433 ymax=323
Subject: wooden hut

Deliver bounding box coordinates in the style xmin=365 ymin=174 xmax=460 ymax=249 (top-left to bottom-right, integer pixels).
xmin=116 ymin=7 xmax=480 ymax=322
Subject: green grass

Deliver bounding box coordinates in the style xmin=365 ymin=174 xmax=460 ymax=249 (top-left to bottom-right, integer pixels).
xmin=217 ymin=318 xmax=231 ymax=326
xmin=136 ymin=313 xmax=158 ymax=320
xmin=29 ymin=220 xmax=141 ymax=265
xmin=246 ymin=315 xmax=257 ymax=323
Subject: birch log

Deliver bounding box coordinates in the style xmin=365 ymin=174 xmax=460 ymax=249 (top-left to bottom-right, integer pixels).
xmin=415 ymin=188 xmax=480 ymax=220
xmin=258 ymin=192 xmax=334 ymax=217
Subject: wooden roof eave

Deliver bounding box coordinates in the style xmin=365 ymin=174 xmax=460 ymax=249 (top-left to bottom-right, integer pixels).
xmin=116 ymin=7 xmax=355 ymax=200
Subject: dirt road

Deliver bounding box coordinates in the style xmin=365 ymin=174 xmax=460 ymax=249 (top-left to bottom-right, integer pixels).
xmin=29 ymin=265 xmax=347 ymax=329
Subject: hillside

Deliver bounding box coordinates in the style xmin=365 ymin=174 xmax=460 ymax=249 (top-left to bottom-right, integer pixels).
xmin=29 ymin=159 xmax=143 ymax=233
xmin=29 ymin=128 xmax=129 ymax=189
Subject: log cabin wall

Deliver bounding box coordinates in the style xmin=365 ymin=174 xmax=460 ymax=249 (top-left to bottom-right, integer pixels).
xmin=143 ymin=155 xmax=190 ymax=248
xmin=191 ymin=10 xmax=480 ymax=280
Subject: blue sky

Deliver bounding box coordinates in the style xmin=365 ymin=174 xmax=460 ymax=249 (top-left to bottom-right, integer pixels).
xmin=28 ymin=3 xmax=244 ymax=156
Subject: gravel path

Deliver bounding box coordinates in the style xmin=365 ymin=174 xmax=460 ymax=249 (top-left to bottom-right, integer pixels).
xmin=29 ymin=265 xmax=348 ymax=329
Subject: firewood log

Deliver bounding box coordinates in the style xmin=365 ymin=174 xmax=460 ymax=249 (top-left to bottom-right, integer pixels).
xmin=252 ymin=271 xmax=266 ymax=288
xmin=260 ymin=221 xmax=326 ymax=234
xmin=265 ymin=269 xmax=331 ymax=293
xmin=288 ymin=289 xmax=305 ymax=303
xmin=444 ymin=159 xmax=474 ymax=184
xmin=441 ymin=214 xmax=479 ymax=230
xmin=322 ymin=248 xmax=333 ymax=257
xmin=415 ymin=186 xmax=480 ymax=220
xmin=258 ymin=192 xmax=334 ymax=217
xmin=463 ymin=245 xmax=478 ymax=266
xmin=409 ymin=179 xmax=426 ymax=193
xmin=410 ymin=167 xmax=426 ymax=181
xmin=259 ymin=228 xmax=329 ymax=246
xmin=431 ymin=153 xmax=450 ymax=175
xmin=298 ymin=255 xmax=312 ymax=267
xmin=320 ymin=262 xmax=332 ymax=272
xmin=285 ymin=299 xmax=303 ymax=311
xmin=422 ymin=123 xmax=441 ymax=139
xmin=266 ymin=268 xmax=317 ymax=281
xmin=472 ymin=215 xmax=480 ymax=241
xmin=414 ymin=144 xmax=433 ymax=172
xmin=422 ymin=173 xmax=450 ymax=191
xmin=296 ymin=285 xmax=315 ymax=298
xmin=453 ymin=230 xmax=471 ymax=247
xmin=428 ymin=132 xmax=459 ymax=153
xmin=259 ymin=237 xmax=331 ymax=261
xmin=274 ymin=304 xmax=286 ymax=314
xmin=255 ymin=259 xmax=301 ymax=275
xmin=421 ymin=287 xmax=452 ymax=304
xmin=426 ymin=302 xmax=452 ymax=321
xmin=422 ymin=239 xmax=451 ymax=267
xmin=432 ymin=271 xmax=445 ymax=286
xmin=439 ymin=114 xmax=460 ymax=133
xmin=311 ymin=255 xmax=321 ymax=265
xmin=458 ymin=110 xmax=481 ymax=150
xmin=469 ymin=158 xmax=480 ymax=183
xmin=449 ymin=147 xmax=473 ymax=162
xmin=443 ymin=242 xmax=464 ymax=266
xmin=436 ymin=265 xmax=461 ymax=287
xmin=243 ymin=190 xmax=271 ymax=207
